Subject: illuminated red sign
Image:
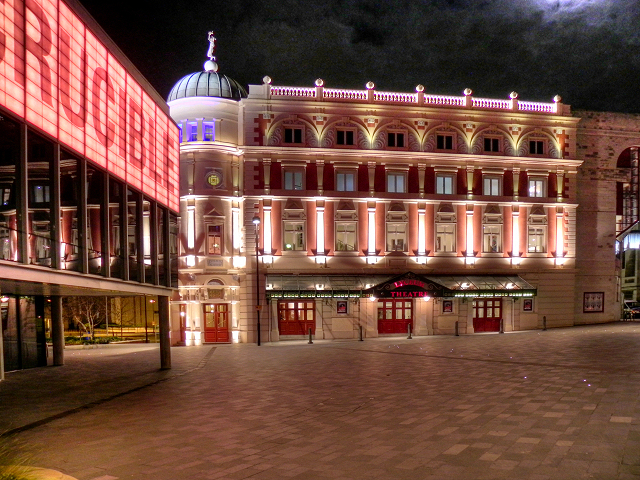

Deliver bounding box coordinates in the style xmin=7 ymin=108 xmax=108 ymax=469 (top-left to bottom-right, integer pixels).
xmin=393 ymin=279 xmax=427 ymax=289
xmin=0 ymin=0 xmax=179 ymax=212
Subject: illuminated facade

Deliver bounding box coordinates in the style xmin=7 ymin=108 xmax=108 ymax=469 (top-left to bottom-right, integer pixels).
xmin=171 ymin=40 xmax=625 ymax=343
xmin=0 ymin=0 xmax=179 ymax=373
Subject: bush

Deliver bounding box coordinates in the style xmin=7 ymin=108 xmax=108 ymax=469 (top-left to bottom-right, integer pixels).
xmin=63 ymin=336 xmax=122 ymax=345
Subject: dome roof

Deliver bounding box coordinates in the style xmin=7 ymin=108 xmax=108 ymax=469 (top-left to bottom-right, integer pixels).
xmin=168 ymin=71 xmax=247 ymax=102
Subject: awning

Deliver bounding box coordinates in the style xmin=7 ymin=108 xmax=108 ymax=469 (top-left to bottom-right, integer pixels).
xmin=265 ymin=272 xmax=536 ymax=299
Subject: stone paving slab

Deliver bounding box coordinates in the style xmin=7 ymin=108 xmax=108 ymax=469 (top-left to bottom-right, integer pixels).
xmin=1 ymin=323 xmax=640 ymax=479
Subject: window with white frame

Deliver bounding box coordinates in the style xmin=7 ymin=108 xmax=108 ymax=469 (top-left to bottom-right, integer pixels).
xmin=336 ymin=170 xmax=356 ymax=192
xmin=529 ymin=139 xmax=545 ymax=155
xmin=482 ymin=206 xmax=502 ymax=253
xmin=203 ymin=121 xmax=214 ymax=141
xmin=284 ymin=169 xmax=304 ymax=190
xmin=336 ymin=128 xmax=355 ymax=146
xmin=283 ymin=221 xmax=305 ymax=251
xmin=436 ymin=133 xmax=454 ymax=151
xmin=387 ymin=172 xmax=407 ymax=193
xmin=483 ymin=175 xmax=501 ymax=196
xmin=207 ymin=225 xmax=222 ymax=255
xmin=527 ymin=208 xmax=547 ymax=253
xmin=436 ymin=223 xmax=456 ymax=253
xmin=187 ymin=122 xmax=198 ymax=141
xmin=284 ymin=126 xmax=303 ymax=144
xmin=387 ymin=131 xmax=406 ymax=148
xmin=436 ymin=173 xmax=455 ymax=195
xmin=528 ymin=177 xmax=547 ymax=197
xmin=335 ymin=222 xmax=357 ymax=251
xmin=386 ymin=223 xmax=407 ymax=252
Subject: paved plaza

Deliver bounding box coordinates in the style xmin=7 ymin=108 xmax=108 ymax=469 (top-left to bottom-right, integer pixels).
xmin=1 ymin=323 xmax=640 ymax=480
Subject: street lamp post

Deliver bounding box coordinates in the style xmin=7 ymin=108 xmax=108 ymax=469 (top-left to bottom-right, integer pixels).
xmin=252 ymin=215 xmax=261 ymax=346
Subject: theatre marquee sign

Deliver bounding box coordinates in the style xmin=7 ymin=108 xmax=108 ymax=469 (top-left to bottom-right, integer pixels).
xmin=367 ymin=273 xmax=451 ymax=299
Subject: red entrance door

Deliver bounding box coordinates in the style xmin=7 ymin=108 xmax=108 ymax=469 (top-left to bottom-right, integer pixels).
xmin=278 ymin=301 xmax=315 ymax=335
xmin=377 ymin=300 xmax=413 ymax=334
xmin=473 ymin=298 xmax=502 ymax=332
xmin=203 ymin=304 xmax=230 ymax=342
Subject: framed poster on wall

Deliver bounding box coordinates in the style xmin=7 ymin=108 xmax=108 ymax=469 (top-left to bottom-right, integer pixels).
xmin=523 ymin=298 xmax=533 ymax=311
xmin=583 ymin=292 xmax=604 ymax=313
xmin=442 ymin=300 xmax=453 ymax=313
xmin=336 ymin=301 xmax=348 ymax=314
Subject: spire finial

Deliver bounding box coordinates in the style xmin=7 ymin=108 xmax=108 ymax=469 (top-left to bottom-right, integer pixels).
xmin=204 ymin=31 xmax=219 ymax=72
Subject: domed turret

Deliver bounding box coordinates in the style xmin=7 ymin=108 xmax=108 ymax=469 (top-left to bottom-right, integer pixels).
xmin=167 ymin=32 xmax=247 ymax=102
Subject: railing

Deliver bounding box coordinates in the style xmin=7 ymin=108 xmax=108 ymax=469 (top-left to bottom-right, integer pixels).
xmin=424 ymin=94 xmax=466 ymax=107
xmin=518 ymin=100 xmax=557 ymax=113
xmin=269 ymin=86 xmax=316 ymax=98
xmin=472 ymin=97 xmax=511 ymax=109
xmin=323 ymin=88 xmax=368 ymax=101
xmin=267 ymin=84 xmax=560 ymax=114
xmin=374 ymin=91 xmax=417 ymax=103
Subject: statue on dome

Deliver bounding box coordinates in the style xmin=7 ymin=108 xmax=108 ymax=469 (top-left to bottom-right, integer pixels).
xmin=207 ymin=31 xmax=217 ymax=61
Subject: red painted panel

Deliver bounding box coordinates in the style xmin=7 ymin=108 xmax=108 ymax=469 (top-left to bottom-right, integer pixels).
xmin=0 ymin=0 xmax=26 ymax=117
xmin=58 ymin=2 xmax=84 ymax=155
xmin=25 ymin=0 xmax=58 ymax=137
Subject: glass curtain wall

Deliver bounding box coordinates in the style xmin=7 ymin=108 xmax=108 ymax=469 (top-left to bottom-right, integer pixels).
xmin=0 ymin=116 xmax=20 ymax=262
xmin=27 ymin=133 xmax=53 ymax=266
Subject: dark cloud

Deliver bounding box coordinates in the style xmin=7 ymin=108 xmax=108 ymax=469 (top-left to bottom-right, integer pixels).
xmin=80 ymin=0 xmax=640 ymax=112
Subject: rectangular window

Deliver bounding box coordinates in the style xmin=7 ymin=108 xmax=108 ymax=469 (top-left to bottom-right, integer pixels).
xmin=483 ymin=176 xmax=501 ymax=196
xmin=436 ymin=134 xmax=454 ymax=150
xmin=387 ymin=132 xmax=405 ymax=148
xmin=284 ymin=169 xmax=304 ymax=190
xmin=336 ymin=129 xmax=355 ymax=146
xmin=530 ymin=140 xmax=545 ymax=155
xmin=207 ymin=225 xmax=222 ymax=255
xmin=528 ymin=178 xmax=546 ymax=197
xmin=335 ymin=222 xmax=357 ymax=251
xmin=484 ymin=137 xmax=500 ymax=152
xmin=436 ymin=224 xmax=456 ymax=253
xmin=284 ymin=222 xmax=305 ymax=251
xmin=188 ymin=122 xmax=198 ymax=142
xmin=528 ymin=226 xmax=547 ymax=253
xmin=30 ymin=184 xmax=50 ymax=204
xmin=284 ymin=127 xmax=303 ymax=144
xmin=336 ymin=171 xmax=356 ymax=192
xmin=387 ymin=172 xmax=407 ymax=193
xmin=436 ymin=174 xmax=454 ymax=195
xmin=482 ymin=224 xmax=502 ymax=253
xmin=278 ymin=301 xmax=315 ymax=335
xmin=386 ymin=223 xmax=407 ymax=252
xmin=203 ymin=121 xmax=214 ymax=141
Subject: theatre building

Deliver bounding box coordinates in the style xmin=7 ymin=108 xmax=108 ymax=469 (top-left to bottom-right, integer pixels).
xmin=0 ymin=0 xmax=180 ymax=373
xmin=170 ymin=38 xmax=623 ymax=345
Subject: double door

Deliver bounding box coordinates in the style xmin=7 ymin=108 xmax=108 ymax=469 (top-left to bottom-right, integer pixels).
xmin=377 ymin=300 xmax=413 ymax=334
xmin=473 ymin=298 xmax=502 ymax=332
xmin=203 ymin=303 xmax=229 ymax=343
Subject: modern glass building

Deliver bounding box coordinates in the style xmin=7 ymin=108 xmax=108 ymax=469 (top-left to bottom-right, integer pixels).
xmin=0 ymin=0 xmax=180 ymax=375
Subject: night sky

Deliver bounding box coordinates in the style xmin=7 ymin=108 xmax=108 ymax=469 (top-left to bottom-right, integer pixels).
xmin=79 ymin=0 xmax=640 ymax=113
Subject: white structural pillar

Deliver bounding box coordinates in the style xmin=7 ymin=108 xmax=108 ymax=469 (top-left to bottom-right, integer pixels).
xmin=368 ymin=204 xmax=376 ymax=260
xmin=263 ymin=203 xmax=272 ymax=255
xmin=316 ymin=201 xmax=324 ymax=257
xmin=556 ymin=207 xmax=564 ymax=266
xmin=466 ymin=205 xmax=474 ymax=264
xmin=186 ymin=203 xmax=196 ymax=266
xmin=418 ymin=205 xmax=426 ymax=256
xmin=512 ymin=206 xmax=520 ymax=266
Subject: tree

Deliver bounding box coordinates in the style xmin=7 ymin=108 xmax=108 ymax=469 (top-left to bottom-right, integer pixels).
xmin=63 ymin=296 xmax=105 ymax=339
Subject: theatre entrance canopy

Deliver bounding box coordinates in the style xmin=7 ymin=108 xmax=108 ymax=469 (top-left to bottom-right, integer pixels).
xmin=265 ymin=272 xmax=537 ymax=300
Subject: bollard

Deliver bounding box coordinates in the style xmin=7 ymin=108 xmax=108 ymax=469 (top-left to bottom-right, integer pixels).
xmin=308 ymin=328 xmax=313 ymax=344
xmin=407 ymin=323 xmax=413 ymax=339
xmin=543 ymin=315 xmax=547 ymax=331
xmin=359 ymin=325 xmax=363 ymax=341
xmin=499 ymin=318 xmax=504 ymax=334
xmin=455 ymin=321 xmax=459 ymax=336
